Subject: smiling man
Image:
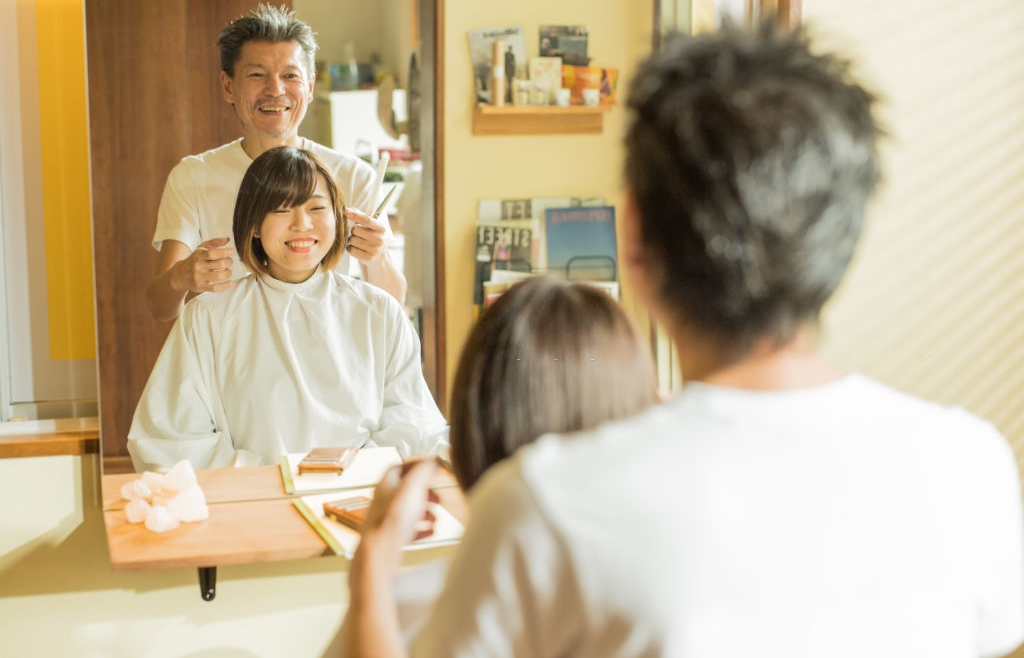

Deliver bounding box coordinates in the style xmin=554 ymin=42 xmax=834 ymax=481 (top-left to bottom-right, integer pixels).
xmin=146 ymin=4 xmax=406 ymax=322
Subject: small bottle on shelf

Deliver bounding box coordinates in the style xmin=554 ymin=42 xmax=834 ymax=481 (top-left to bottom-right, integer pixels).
xmin=491 ymin=40 xmax=505 ymax=107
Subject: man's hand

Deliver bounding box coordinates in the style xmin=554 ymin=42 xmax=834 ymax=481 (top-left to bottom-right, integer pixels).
xmin=346 ymin=207 xmax=388 ymax=265
xmin=148 ymin=237 xmax=235 ymax=321
xmin=169 ymin=237 xmax=235 ymax=294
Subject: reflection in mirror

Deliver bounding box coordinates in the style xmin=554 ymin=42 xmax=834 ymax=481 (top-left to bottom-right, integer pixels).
xmin=87 ymin=0 xmax=443 ymax=490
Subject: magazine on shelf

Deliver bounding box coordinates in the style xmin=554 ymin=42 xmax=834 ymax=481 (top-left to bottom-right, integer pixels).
xmin=544 ymin=205 xmax=618 ymax=282
xmin=473 ymin=218 xmax=533 ymax=306
xmin=468 ymin=26 xmax=527 ymax=103
xmin=538 ymin=25 xmax=590 ymax=66
xmin=477 ymin=196 xmax=605 ymax=273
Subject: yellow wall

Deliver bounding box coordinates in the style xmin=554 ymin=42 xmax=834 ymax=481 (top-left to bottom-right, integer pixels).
xmin=31 ymin=0 xmax=95 ymax=360
xmin=442 ymin=0 xmax=656 ymax=398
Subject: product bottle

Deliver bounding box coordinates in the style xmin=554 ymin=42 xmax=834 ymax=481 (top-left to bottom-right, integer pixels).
xmin=407 ymin=50 xmax=421 ymax=153
xmin=342 ymin=42 xmax=359 ymax=90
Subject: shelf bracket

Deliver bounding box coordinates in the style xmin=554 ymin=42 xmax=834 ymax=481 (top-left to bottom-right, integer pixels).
xmin=198 ymin=566 xmax=217 ymax=601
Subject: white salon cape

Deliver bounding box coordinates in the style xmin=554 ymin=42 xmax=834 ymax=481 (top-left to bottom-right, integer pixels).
xmin=128 ymin=269 xmax=448 ymax=471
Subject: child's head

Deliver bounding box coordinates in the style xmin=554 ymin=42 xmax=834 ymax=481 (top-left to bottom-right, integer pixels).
xmin=234 ymin=146 xmax=347 ymax=281
xmin=449 ymin=276 xmax=658 ymax=491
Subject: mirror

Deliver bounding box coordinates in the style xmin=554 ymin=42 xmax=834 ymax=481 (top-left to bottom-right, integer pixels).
xmin=87 ymin=0 xmax=444 ymax=483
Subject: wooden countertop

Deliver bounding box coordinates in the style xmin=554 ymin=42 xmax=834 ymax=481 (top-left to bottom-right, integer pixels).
xmin=103 ymin=464 xmax=293 ymax=510
xmin=104 ymin=497 xmax=332 ymax=572
xmin=0 ymin=417 xmax=99 ymax=458
xmin=102 ymin=461 xmax=466 ymax=573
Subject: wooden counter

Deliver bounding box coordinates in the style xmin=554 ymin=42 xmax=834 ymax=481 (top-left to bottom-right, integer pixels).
xmin=0 ymin=417 xmax=99 ymax=458
xmin=101 ymin=461 xmax=466 ymax=577
xmin=104 ymin=497 xmax=331 ymax=572
xmin=102 ymin=464 xmax=292 ymax=510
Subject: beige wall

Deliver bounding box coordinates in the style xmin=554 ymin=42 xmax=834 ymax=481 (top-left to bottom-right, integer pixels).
xmin=806 ymin=1 xmax=1024 ymax=456
xmin=804 ymin=5 xmax=1024 ymax=653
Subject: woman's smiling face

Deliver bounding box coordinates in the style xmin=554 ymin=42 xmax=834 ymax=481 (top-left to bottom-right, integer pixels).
xmin=259 ymin=173 xmax=337 ymax=283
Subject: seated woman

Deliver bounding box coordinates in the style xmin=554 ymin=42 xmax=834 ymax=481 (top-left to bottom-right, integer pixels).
xmin=330 ymin=275 xmax=658 ymax=648
xmin=128 ymin=146 xmax=446 ymax=471
xmin=447 ymin=275 xmax=658 ymax=491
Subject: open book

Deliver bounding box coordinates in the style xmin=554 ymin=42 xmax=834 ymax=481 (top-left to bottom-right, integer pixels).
xmin=279 ymin=447 xmax=403 ymax=494
xmin=293 ymin=489 xmax=465 ymax=558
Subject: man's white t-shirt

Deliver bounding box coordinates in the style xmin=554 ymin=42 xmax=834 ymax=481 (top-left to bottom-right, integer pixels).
xmin=413 ymin=374 xmax=1024 ymax=658
xmin=154 ymin=137 xmax=387 ymax=281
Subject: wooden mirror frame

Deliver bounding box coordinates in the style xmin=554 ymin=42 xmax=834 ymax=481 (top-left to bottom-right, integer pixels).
xmin=87 ymin=0 xmax=445 ymax=475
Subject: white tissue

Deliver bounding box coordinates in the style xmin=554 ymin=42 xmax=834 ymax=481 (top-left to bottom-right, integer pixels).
xmin=167 ymin=483 xmax=209 ymax=522
xmin=125 ymin=498 xmax=152 ymax=524
xmin=120 ymin=462 xmax=209 ymax=533
xmin=145 ymin=505 xmax=181 ymax=533
xmin=141 ymin=470 xmax=164 ymax=492
xmin=120 ymin=478 xmax=152 ymax=501
xmin=163 ymin=460 xmax=198 ymax=493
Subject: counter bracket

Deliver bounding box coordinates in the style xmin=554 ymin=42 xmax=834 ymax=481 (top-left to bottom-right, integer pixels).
xmin=198 ymin=566 xmax=217 ymax=601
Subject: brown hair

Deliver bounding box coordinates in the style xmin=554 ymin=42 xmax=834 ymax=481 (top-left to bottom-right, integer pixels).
xmin=233 ymin=146 xmax=346 ymax=276
xmin=449 ymin=276 xmax=658 ymax=491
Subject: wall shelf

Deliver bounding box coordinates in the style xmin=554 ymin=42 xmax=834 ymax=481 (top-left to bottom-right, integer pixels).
xmin=472 ymin=104 xmax=613 ymax=136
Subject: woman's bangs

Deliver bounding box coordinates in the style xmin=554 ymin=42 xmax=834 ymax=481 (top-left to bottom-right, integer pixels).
xmin=268 ymin=157 xmax=318 ymax=209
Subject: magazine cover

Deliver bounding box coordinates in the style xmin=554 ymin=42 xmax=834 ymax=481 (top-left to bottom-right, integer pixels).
xmin=474 ymin=219 xmax=533 ymax=305
xmin=562 ymin=66 xmax=620 ymax=105
xmin=468 ymin=26 xmax=527 ymax=103
xmin=538 ymin=25 xmax=591 ymax=66
xmin=544 ymin=205 xmax=618 ymax=281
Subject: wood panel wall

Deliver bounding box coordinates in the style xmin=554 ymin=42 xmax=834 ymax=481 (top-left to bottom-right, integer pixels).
xmin=86 ymin=0 xmax=277 ymax=464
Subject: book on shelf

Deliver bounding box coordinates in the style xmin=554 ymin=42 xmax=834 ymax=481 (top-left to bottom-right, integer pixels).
xmin=279 ymin=446 xmax=402 ymax=495
xmin=468 ymin=26 xmax=527 ymax=104
xmin=539 ymin=25 xmax=590 ymax=66
xmin=293 ymin=489 xmax=464 ymax=559
xmin=528 ymin=57 xmax=563 ymax=104
xmin=545 ymin=205 xmax=618 ymax=282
